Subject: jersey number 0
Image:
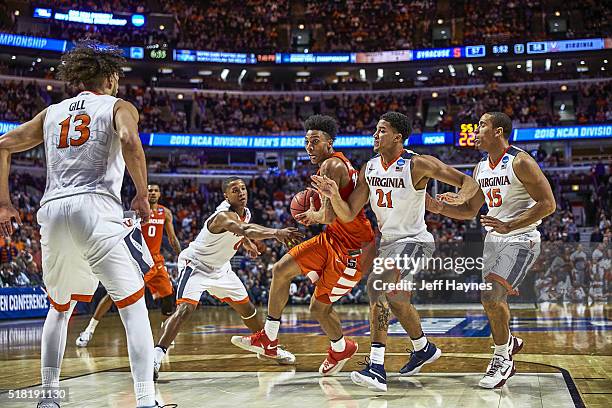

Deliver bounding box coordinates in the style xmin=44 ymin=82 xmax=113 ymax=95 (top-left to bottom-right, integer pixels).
xmin=58 ymin=114 xmax=91 ymax=148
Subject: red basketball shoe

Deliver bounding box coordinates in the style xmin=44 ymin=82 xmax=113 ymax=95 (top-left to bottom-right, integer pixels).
xmin=319 ymin=338 xmax=358 ymax=376
xmin=231 ymin=330 xmax=278 ymax=358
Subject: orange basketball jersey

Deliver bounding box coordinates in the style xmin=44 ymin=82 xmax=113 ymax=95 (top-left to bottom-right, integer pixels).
xmin=322 ymin=152 xmax=374 ymax=250
xmin=143 ymin=205 xmax=166 ymax=256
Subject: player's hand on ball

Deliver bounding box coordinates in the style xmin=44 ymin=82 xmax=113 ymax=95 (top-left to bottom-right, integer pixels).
xmin=131 ymin=195 xmax=151 ymax=224
xmin=294 ymin=196 xmax=323 ymax=226
xmin=274 ymin=227 xmax=304 ymax=247
xmin=480 ymin=215 xmax=512 ymax=234
xmin=425 ymin=193 xmax=444 ymax=214
xmin=436 ymin=192 xmax=466 ymax=206
xmin=311 ymin=175 xmax=339 ymax=198
xmin=0 ymin=203 xmax=21 ymax=237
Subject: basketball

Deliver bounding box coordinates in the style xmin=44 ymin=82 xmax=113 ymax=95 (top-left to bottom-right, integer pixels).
xmin=290 ymin=189 xmax=321 ymax=221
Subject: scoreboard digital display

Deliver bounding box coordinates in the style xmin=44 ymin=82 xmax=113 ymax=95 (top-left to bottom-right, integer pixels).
xmin=456 ymin=123 xmax=478 ymax=147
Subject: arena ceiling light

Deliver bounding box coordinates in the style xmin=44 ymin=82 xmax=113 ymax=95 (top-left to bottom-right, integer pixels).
xmin=395 ymin=71 xmax=400 ymax=76
xmin=416 ymin=70 xmax=422 ymax=75
xmin=477 ymin=66 xmax=483 ymax=71
xmin=431 ymin=92 xmax=439 ymax=98
xmin=497 ymin=65 xmax=502 ymax=70
xmin=159 ymin=67 xmax=172 ymax=74
xmin=359 ymin=69 xmax=366 ymax=81
xmin=46 ymin=85 xmax=53 ymax=91
xmin=11 ymin=55 xmax=16 ymax=60
xmin=198 ymin=70 xmax=213 ymax=76
xmin=438 ymin=68 xmax=444 ymax=73
xmin=238 ymin=69 xmax=247 ymax=85
xmin=336 ymin=71 xmax=349 ymax=76
xmin=121 ymin=66 xmax=132 ymax=72
xmin=466 ymin=64 xmax=473 ymax=75
xmin=580 ymin=60 xmax=585 ymax=65
xmin=36 ymin=58 xmax=42 ymax=63
xmin=416 ymin=75 xmax=428 ymax=81
xmin=377 ymin=69 xmax=383 ymax=80
xmin=177 ymin=94 xmax=184 ymax=100
xmin=604 ymin=59 xmax=608 ymax=64
xmin=545 ymin=59 xmax=551 ymax=71
xmin=298 ymin=24 xmax=305 ymax=29
xmin=557 ymin=61 xmax=563 ymax=66
xmin=437 ymin=19 xmax=443 ymax=24
xmin=256 ymin=71 xmax=271 ymax=77
xmin=526 ymin=60 xmax=533 ymax=73
xmin=304 ymin=96 xmax=311 ymax=102
xmin=221 ymin=69 xmax=230 ymax=81
xmin=560 ymin=85 xmax=568 ymax=91
xmin=296 ymin=71 xmax=310 ymax=77
xmin=189 ymin=78 xmax=203 ymax=83
xmin=516 ymin=64 xmax=522 ymax=68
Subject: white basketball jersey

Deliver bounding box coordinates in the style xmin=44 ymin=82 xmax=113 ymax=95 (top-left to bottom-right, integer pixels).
xmin=182 ymin=201 xmax=252 ymax=269
xmin=41 ymin=91 xmax=124 ymax=206
xmin=365 ymin=150 xmax=428 ymax=239
xmin=475 ymin=146 xmax=540 ymax=236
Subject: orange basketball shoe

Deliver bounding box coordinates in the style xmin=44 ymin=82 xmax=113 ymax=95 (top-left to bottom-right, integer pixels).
xmin=319 ymin=338 xmax=358 ymax=376
xmin=231 ymin=330 xmax=278 ymax=358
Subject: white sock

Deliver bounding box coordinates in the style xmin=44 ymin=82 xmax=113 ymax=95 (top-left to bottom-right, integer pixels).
xmin=411 ymin=335 xmax=428 ymax=352
xmin=264 ymin=318 xmax=280 ymax=341
xmin=494 ymin=343 xmax=510 ymax=360
xmin=86 ymin=318 xmax=99 ymax=334
xmin=154 ymin=346 xmax=166 ymax=365
xmin=134 ymin=381 xmax=156 ymax=408
xmin=370 ymin=343 xmax=385 ymax=365
xmin=41 ymin=367 xmax=61 ymax=388
xmin=117 ymin=298 xmax=155 ymax=407
xmin=331 ymin=336 xmax=346 ymax=353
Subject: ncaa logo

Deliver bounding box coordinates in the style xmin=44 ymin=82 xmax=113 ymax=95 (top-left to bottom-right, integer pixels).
xmin=502 ymin=156 xmax=509 ymax=163
xmin=397 ymin=158 xmax=406 ymax=167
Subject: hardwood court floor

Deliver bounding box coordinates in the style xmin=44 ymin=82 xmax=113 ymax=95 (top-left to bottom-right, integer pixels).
xmin=0 ymin=304 xmax=610 ymax=407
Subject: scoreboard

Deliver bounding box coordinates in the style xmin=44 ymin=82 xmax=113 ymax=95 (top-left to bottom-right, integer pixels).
xmin=456 ymin=123 xmax=478 ymax=147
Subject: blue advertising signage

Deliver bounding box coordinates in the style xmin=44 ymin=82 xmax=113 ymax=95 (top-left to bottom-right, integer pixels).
xmin=173 ymin=49 xmax=257 ymax=64
xmin=512 ymin=125 xmax=612 ymax=141
xmin=0 ymin=121 xmax=19 ymax=135
xmin=0 ymin=32 xmax=67 ymax=52
xmin=33 ymin=7 xmax=146 ymax=27
xmin=142 ymin=132 xmax=453 ymax=149
xmin=0 ymin=287 xmax=50 ymax=320
xmin=275 ymin=53 xmax=356 ymax=64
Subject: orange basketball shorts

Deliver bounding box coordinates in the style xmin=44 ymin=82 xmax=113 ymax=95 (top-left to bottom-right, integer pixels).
xmin=289 ymin=232 xmax=374 ymax=304
xmin=144 ymin=253 xmax=174 ymax=298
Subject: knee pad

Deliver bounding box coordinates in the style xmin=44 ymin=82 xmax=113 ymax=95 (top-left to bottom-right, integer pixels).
xmin=160 ymin=295 xmax=175 ymax=316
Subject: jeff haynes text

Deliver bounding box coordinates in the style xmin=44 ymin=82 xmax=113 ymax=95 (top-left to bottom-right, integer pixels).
xmin=372 ymin=279 xmax=493 ymax=293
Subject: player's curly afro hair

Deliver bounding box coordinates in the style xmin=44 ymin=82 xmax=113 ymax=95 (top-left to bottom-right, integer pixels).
xmin=56 ymin=39 xmax=125 ymax=88
xmin=380 ymin=111 xmax=412 ymax=142
xmin=304 ymin=114 xmax=338 ymax=141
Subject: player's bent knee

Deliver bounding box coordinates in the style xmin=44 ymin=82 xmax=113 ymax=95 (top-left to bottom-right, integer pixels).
xmin=272 ymin=254 xmax=302 ymax=281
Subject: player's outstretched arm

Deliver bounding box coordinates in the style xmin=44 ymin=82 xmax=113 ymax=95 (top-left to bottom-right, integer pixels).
xmin=415 ymin=155 xmax=484 ymax=220
xmin=164 ymin=209 xmax=182 ymax=254
xmin=209 ymin=212 xmax=304 ymax=247
xmin=114 ymin=99 xmax=150 ymax=223
xmin=481 ymin=152 xmax=556 ymax=234
xmin=311 ymin=165 xmax=369 ymax=223
xmin=0 ymin=108 xmax=46 ymax=236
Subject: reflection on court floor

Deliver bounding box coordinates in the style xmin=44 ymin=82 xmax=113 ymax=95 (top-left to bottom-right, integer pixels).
xmin=0 ymin=371 xmax=577 ymax=408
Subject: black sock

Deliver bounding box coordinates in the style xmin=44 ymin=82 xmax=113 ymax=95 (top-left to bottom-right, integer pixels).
xmin=155 ymin=345 xmax=167 ymax=353
xmin=331 ymin=335 xmax=344 ymax=343
xmin=372 ymin=342 xmax=385 ymax=348
xmin=266 ymin=315 xmax=281 ymax=322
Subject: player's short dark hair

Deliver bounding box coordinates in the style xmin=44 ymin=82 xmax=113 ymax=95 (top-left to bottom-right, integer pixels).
xmin=486 ymin=111 xmax=512 ymax=140
xmin=380 ymin=111 xmax=411 ymax=142
xmin=56 ymin=39 xmax=125 ymax=88
xmin=304 ymin=114 xmax=338 ymax=141
xmin=222 ymin=177 xmax=245 ymax=192
xmin=148 ymin=183 xmax=160 ymax=189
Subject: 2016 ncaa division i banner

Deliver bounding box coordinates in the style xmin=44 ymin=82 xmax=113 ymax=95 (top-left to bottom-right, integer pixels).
xmin=0 ymin=287 xmax=50 ymax=319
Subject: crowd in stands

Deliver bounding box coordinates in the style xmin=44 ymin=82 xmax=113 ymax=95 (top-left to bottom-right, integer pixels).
xmin=160 ymin=0 xmax=288 ymax=53
xmin=305 ymin=0 xmax=436 ymax=52
xmin=2 ymin=80 xmax=610 ymax=135
xmin=1 ymin=0 xmax=609 ymax=53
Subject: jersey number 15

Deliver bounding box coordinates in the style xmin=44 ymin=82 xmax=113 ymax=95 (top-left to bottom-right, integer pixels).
xmin=58 ymin=114 xmax=91 ymax=148
xmin=486 ymin=188 xmax=502 ymax=207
